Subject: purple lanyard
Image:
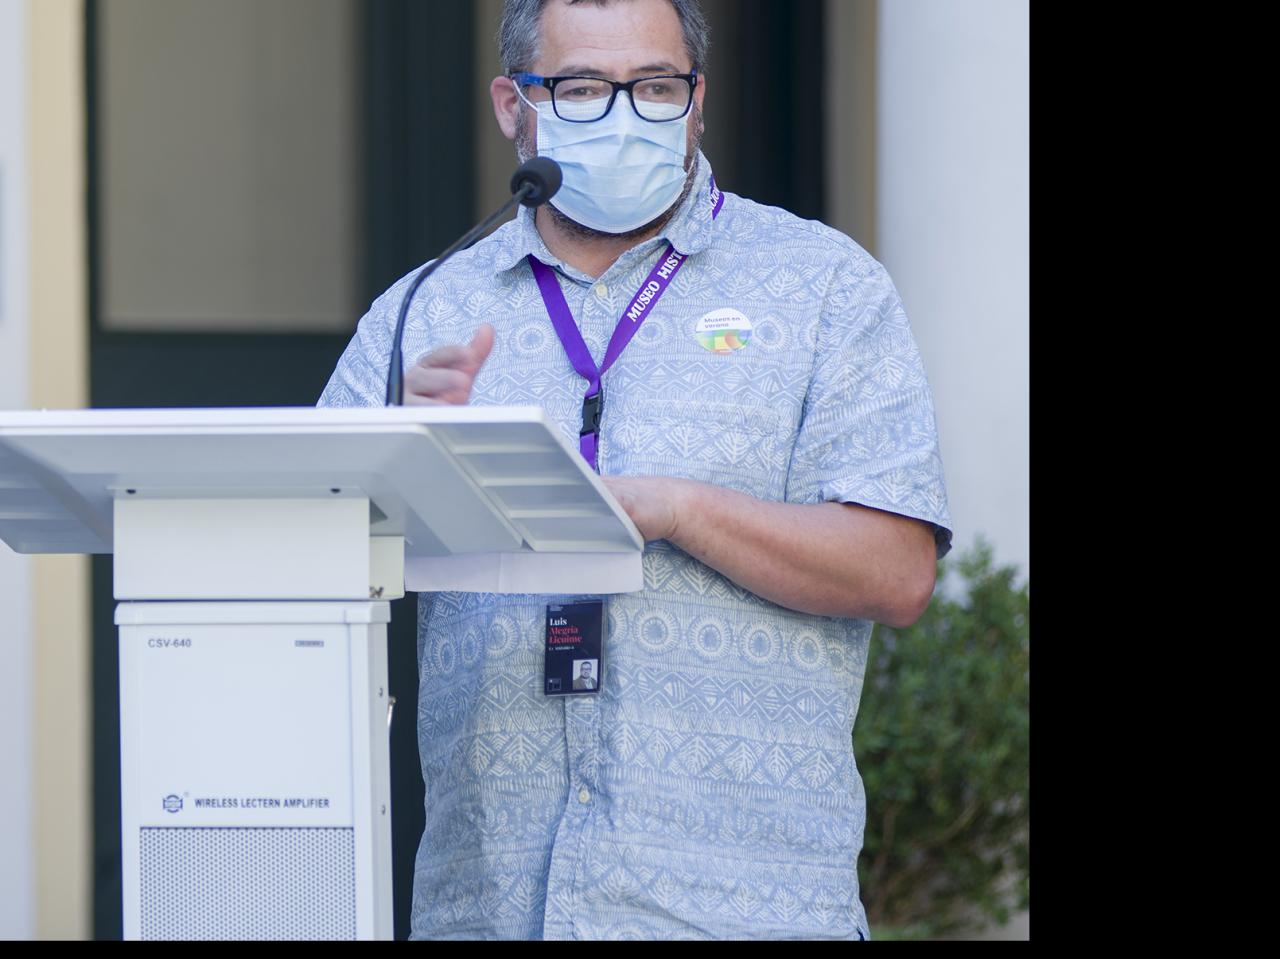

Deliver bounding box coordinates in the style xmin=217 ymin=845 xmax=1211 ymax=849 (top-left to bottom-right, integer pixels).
xmin=528 ymin=178 xmax=725 ymax=471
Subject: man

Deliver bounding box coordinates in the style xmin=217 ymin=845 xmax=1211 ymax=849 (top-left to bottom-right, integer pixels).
xmin=573 ymin=660 xmax=597 ymax=691
xmin=320 ymin=0 xmax=951 ymax=940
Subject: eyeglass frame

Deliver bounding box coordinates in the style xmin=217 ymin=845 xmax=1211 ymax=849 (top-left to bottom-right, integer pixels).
xmin=509 ymin=69 xmax=699 ymax=122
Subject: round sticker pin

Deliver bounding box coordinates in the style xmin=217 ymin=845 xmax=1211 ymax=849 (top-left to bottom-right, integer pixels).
xmin=695 ymin=308 xmax=753 ymax=354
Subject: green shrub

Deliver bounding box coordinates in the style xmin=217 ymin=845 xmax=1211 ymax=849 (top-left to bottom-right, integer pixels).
xmin=855 ymin=539 xmax=1029 ymax=939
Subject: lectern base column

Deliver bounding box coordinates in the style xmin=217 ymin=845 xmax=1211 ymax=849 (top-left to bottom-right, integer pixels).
xmin=116 ymin=601 xmax=393 ymax=941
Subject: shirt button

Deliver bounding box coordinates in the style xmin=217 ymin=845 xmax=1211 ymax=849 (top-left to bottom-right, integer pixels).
xmin=577 ymin=787 xmax=591 ymax=804
xmin=593 ymin=282 xmax=608 ymax=300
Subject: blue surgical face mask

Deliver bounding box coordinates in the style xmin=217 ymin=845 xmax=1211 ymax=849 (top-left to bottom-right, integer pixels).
xmin=520 ymin=89 xmax=690 ymax=234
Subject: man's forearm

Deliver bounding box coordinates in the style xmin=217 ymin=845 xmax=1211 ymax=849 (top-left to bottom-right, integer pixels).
xmin=605 ymin=476 xmax=937 ymax=625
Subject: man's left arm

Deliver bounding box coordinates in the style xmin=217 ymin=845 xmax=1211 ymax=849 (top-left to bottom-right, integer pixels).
xmin=605 ymin=251 xmax=951 ymax=628
xmin=602 ymin=476 xmax=937 ymax=627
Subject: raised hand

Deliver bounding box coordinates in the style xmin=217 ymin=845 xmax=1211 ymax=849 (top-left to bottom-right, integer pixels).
xmin=405 ymin=324 xmax=496 ymax=406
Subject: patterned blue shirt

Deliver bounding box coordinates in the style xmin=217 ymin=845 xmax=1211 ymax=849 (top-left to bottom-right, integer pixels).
xmin=319 ymin=153 xmax=951 ymax=940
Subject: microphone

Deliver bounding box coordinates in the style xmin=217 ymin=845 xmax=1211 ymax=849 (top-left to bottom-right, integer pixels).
xmin=510 ymin=156 xmax=562 ymax=208
xmin=384 ymin=158 xmax=563 ymax=406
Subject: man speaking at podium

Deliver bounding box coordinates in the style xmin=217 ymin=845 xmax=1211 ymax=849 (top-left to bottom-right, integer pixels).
xmin=320 ymin=0 xmax=951 ymax=940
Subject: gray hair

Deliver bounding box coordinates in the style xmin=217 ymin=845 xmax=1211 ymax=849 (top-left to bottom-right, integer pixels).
xmin=499 ymin=0 xmax=711 ymax=74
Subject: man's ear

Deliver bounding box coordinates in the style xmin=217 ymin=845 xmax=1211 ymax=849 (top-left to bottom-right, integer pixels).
xmin=491 ymin=76 xmax=520 ymax=141
xmin=692 ymin=71 xmax=707 ymax=143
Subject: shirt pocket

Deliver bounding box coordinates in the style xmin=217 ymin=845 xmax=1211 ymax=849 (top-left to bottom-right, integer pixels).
xmin=605 ymin=397 xmax=790 ymax=500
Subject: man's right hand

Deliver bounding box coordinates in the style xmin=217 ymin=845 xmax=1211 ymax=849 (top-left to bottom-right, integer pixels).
xmin=405 ymin=324 xmax=495 ymax=406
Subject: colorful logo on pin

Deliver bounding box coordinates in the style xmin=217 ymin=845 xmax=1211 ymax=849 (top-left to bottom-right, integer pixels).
xmin=695 ymin=308 xmax=753 ymax=353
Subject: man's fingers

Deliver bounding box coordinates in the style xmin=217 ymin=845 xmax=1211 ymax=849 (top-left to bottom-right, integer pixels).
xmin=404 ymin=365 xmax=472 ymax=403
xmin=404 ymin=392 xmax=446 ymax=407
xmin=416 ymin=324 xmax=496 ymax=374
xmin=469 ymin=324 xmax=496 ymax=367
xmin=407 ymin=324 xmax=496 ymax=405
xmin=417 ymin=343 xmax=471 ymax=370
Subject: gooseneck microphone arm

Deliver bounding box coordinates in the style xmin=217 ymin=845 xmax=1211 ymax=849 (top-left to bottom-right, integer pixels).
xmin=384 ymin=157 xmax=563 ymax=406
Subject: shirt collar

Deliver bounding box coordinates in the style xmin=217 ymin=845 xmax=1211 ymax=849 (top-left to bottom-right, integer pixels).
xmin=487 ymin=150 xmax=720 ymax=276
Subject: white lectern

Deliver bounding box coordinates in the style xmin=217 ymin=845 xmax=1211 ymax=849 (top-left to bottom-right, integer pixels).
xmin=0 ymin=406 xmax=643 ymax=940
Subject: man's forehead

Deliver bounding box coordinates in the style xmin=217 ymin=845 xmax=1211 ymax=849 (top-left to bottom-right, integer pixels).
xmin=535 ymin=0 xmax=689 ymax=76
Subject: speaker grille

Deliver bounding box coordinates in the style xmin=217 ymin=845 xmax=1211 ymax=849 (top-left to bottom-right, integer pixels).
xmin=139 ymin=827 xmax=356 ymax=940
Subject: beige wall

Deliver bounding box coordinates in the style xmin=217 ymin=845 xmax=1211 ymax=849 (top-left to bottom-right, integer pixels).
xmin=97 ymin=0 xmax=362 ymax=334
xmin=28 ymin=0 xmax=91 ymax=940
xmin=825 ymin=0 xmax=877 ymax=254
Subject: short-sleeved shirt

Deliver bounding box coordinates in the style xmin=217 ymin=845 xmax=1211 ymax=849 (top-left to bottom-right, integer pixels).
xmin=319 ymin=152 xmax=951 ymax=940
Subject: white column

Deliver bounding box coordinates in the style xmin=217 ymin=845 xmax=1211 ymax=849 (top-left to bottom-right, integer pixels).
xmin=877 ymin=0 xmax=1030 ymax=573
xmin=0 ymin=0 xmax=35 ymax=939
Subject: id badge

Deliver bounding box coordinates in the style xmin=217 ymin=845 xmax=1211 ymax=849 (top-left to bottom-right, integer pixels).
xmin=544 ymin=601 xmax=603 ymax=696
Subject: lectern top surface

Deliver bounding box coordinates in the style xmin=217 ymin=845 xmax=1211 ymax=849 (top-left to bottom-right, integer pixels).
xmin=0 ymin=405 xmax=553 ymax=429
xmin=0 ymin=406 xmax=642 ymax=557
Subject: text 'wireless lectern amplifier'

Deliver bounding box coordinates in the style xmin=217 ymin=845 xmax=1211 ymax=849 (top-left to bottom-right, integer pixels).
xmin=0 ymin=406 xmax=644 ymax=940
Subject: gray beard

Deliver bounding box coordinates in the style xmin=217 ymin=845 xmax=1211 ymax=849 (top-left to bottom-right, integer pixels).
xmin=516 ymin=102 xmax=704 ymax=242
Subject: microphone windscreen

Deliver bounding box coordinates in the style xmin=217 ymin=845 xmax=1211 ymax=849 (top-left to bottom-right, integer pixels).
xmin=510 ymin=157 xmax=563 ymax=207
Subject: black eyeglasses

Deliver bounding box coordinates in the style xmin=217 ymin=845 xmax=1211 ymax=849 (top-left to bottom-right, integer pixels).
xmin=510 ymin=70 xmax=698 ymax=123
